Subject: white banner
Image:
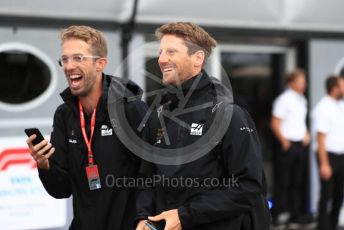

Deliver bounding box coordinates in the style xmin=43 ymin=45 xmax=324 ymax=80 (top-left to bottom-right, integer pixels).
xmin=0 ymin=136 xmax=67 ymax=230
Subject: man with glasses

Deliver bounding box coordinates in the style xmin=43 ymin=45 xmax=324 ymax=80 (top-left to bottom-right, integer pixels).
xmin=26 ymin=25 xmax=147 ymax=229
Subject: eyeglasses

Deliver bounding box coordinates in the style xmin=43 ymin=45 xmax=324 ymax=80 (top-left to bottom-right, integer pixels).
xmin=58 ymin=54 xmax=100 ymax=67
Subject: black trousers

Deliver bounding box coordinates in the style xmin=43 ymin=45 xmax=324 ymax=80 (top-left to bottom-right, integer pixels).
xmin=273 ymin=141 xmax=309 ymax=219
xmin=318 ymin=152 xmax=344 ymax=230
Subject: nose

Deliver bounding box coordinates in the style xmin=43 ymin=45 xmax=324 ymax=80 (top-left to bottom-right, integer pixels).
xmin=158 ymin=52 xmax=168 ymax=64
xmin=63 ymin=59 xmax=77 ymax=70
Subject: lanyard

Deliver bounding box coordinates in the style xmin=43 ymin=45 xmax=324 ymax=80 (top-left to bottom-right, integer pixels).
xmin=79 ymin=101 xmax=96 ymax=166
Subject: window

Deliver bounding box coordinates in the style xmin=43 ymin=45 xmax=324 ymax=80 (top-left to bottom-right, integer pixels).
xmin=0 ymin=51 xmax=51 ymax=104
xmin=0 ymin=43 xmax=57 ymax=112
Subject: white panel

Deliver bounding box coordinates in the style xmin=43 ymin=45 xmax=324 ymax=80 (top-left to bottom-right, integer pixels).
xmin=0 ymin=0 xmax=129 ymax=21
xmin=309 ymin=40 xmax=344 ymax=108
xmin=138 ymin=0 xmax=283 ymax=28
xmin=2 ymin=0 xmax=344 ymax=32
xmin=289 ymin=0 xmax=344 ymax=31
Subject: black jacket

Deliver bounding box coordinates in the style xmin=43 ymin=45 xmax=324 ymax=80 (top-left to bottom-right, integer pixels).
xmin=38 ymin=74 xmax=147 ymax=230
xmin=136 ymin=72 xmax=271 ymax=230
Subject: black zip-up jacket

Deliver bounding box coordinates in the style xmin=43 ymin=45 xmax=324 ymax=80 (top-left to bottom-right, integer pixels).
xmin=136 ymin=72 xmax=271 ymax=230
xmin=38 ymin=74 xmax=147 ymax=230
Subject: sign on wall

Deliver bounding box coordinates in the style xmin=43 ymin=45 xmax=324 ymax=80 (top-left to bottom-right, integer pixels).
xmin=0 ymin=137 xmax=67 ymax=229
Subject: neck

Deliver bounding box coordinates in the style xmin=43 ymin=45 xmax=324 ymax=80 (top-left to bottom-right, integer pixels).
xmin=329 ymin=92 xmax=339 ymax=101
xmin=289 ymin=86 xmax=300 ymax=94
xmin=176 ymin=70 xmax=202 ymax=86
xmin=79 ymin=81 xmax=102 ymax=115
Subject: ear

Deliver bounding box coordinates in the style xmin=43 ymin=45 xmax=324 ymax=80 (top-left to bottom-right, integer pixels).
xmin=193 ymin=50 xmax=205 ymax=68
xmin=96 ymin=57 xmax=108 ymax=72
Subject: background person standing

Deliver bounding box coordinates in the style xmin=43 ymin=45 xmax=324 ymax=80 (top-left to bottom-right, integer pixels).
xmin=270 ymin=69 xmax=313 ymax=228
xmin=312 ymin=76 xmax=344 ymax=230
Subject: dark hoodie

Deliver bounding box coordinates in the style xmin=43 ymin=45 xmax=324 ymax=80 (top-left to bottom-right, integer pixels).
xmin=38 ymin=74 xmax=147 ymax=230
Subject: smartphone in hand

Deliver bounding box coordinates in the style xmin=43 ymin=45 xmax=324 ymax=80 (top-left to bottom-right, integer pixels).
xmin=145 ymin=220 xmax=165 ymax=230
xmin=24 ymin=128 xmax=46 ymax=146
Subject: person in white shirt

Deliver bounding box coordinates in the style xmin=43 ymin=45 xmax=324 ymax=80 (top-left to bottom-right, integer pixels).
xmin=270 ymin=69 xmax=312 ymax=228
xmin=312 ymin=76 xmax=344 ymax=230
xmin=339 ymin=73 xmax=344 ymax=109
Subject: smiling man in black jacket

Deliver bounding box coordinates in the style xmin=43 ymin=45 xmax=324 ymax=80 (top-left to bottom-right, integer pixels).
xmin=136 ymin=22 xmax=271 ymax=230
xmin=26 ymin=25 xmax=147 ymax=229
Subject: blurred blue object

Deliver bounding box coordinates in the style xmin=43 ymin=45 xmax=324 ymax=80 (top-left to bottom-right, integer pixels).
xmin=268 ymin=198 xmax=273 ymax=210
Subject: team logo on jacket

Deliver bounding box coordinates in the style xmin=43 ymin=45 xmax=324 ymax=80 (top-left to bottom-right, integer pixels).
xmin=101 ymin=125 xmax=113 ymax=136
xmin=190 ymin=123 xmax=204 ymax=136
xmin=69 ymin=129 xmax=77 ymax=143
xmin=68 ymin=139 xmax=77 ymax=144
xmin=240 ymin=126 xmax=254 ymax=133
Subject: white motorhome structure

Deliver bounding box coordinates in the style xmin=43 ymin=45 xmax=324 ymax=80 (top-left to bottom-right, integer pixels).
xmin=1 ymin=0 xmax=344 ymax=229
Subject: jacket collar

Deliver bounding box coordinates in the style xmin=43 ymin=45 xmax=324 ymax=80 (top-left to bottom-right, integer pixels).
xmin=162 ymin=70 xmax=212 ymax=104
xmin=180 ymin=70 xmax=210 ymax=93
xmin=59 ymin=73 xmax=143 ymax=122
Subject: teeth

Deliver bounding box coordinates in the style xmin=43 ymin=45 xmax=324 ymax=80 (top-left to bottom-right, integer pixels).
xmin=163 ymin=68 xmax=173 ymax=72
xmin=70 ymin=75 xmax=81 ymax=80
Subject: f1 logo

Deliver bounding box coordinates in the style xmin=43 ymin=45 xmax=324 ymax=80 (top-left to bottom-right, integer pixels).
xmin=0 ymin=148 xmax=36 ymax=171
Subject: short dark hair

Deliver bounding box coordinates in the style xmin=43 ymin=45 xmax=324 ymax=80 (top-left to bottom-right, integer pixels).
xmin=326 ymin=75 xmax=339 ymax=94
xmin=340 ymin=67 xmax=344 ymax=78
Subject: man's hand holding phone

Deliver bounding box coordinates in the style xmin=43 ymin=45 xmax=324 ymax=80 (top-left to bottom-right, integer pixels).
xmin=138 ymin=209 xmax=180 ymax=230
xmin=136 ymin=219 xmax=165 ymax=230
xmin=25 ymin=128 xmax=55 ymax=170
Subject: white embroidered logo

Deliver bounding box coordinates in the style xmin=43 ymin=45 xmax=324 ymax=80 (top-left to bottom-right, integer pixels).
xmin=190 ymin=123 xmax=204 ymax=136
xmin=240 ymin=126 xmax=254 ymax=133
xmin=68 ymin=139 xmax=77 ymax=144
xmin=101 ymin=125 xmax=113 ymax=136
